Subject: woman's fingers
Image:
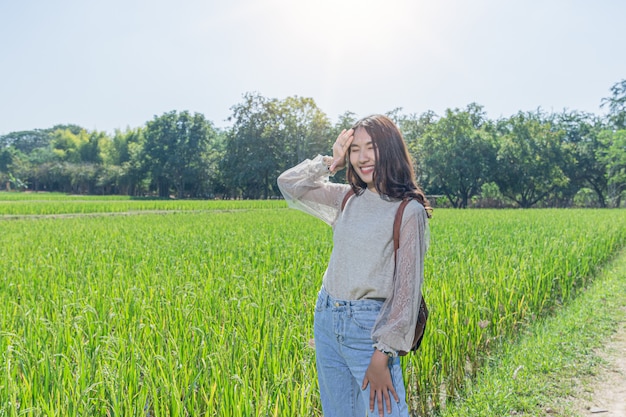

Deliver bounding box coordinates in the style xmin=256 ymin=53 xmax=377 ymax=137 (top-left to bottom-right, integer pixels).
xmin=330 ymin=128 xmax=354 ymax=171
xmin=339 ymin=128 xmax=354 ymax=148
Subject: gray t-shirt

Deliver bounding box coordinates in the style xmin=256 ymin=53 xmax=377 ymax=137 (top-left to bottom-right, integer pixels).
xmin=324 ymin=187 xmax=397 ymax=300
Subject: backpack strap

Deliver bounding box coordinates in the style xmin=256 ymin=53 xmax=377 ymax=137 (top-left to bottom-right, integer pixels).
xmin=341 ymin=188 xmax=356 ymax=211
xmin=393 ymin=198 xmax=411 ymax=268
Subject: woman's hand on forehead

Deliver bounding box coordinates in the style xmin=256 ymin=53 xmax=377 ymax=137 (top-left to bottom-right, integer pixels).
xmin=330 ymin=128 xmax=354 ymax=172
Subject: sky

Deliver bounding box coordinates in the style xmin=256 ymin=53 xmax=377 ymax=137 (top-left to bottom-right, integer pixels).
xmin=1 ymin=0 xmax=624 ymax=135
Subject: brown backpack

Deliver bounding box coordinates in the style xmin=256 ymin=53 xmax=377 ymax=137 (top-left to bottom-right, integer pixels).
xmin=341 ymin=189 xmax=428 ymax=355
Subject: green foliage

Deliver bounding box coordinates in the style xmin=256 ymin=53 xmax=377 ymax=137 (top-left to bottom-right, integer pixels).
xmin=0 ymin=147 xmax=15 ymax=172
xmin=418 ymin=104 xmax=497 ymax=208
xmin=599 ymin=129 xmax=626 ymax=207
xmin=112 ymin=128 xmax=148 ymax=196
xmin=334 ymin=110 xmax=358 ymax=131
xmin=50 ymin=128 xmax=86 ymax=162
xmin=221 ymin=93 xmax=332 ymax=199
xmin=601 ymin=78 xmax=626 ymax=129
xmin=1 ymin=80 xmax=625 ymax=205
xmin=222 ymin=92 xmax=282 ymax=198
xmin=397 ymin=110 xmax=438 ymax=180
xmin=554 ymin=111 xmax=608 ymax=207
xmin=281 ymin=96 xmax=333 ymax=164
xmin=144 ymin=110 xmax=218 ymax=198
xmin=494 ymin=111 xmax=569 ymax=207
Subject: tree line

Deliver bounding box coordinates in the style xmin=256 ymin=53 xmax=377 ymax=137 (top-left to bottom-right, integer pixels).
xmin=1 ymin=80 xmax=625 ymax=208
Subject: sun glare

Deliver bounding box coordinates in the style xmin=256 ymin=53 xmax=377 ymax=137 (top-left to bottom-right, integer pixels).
xmin=272 ymin=0 xmax=430 ymax=52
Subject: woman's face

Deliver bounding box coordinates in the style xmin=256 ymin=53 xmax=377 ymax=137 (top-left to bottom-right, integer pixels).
xmin=349 ymin=127 xmax=377 ymax=192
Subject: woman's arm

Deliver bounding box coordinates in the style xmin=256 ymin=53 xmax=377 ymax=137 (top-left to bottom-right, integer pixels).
xmin=277 ymin=129 xmax=355 ymax=226
xmin=371 ymin=202 xmax=429 ymax=354
xmin=277 ymin=155 xmax=349 ymax=226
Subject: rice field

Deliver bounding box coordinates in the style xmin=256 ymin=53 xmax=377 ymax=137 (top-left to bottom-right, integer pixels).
xmin=1 ymin=192 xmax=625 ymax=416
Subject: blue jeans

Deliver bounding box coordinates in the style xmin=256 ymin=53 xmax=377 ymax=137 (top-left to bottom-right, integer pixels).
xmin=314 ymin=287 xmax=409 ymax=417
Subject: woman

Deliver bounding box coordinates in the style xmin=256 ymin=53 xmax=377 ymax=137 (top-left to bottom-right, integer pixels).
xmin=277 ymin=114 xmax=430 ymax=417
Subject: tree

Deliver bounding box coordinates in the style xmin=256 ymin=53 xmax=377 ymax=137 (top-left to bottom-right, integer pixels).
xmin=494 ymin=111 xmax=568 ymax=208
xmin=397 ymin=111 xmax=438 ymax=191
xmin=0 ymin=124 xmax=84 ymax=155
xmin=201 ymin=129 xmax=227 ymax=198
xmin=555 ymin=111 xmax=608 ymax=207
xmin=221 ymin=93 xmax=278 ymax=199
xmin=144 ymin=110 xmax=217 ymax=198
xmin=0 ymin=130 xmax=51 ymax=154
xmin=0 ymin=147 xmax=14 ymax=173
xmin=334 ymin=111 xmax=358 ymax=131
xmin=50 ymin=128 xmax=89 ymax=163
xmin=598 ymin=129 xmax=626 ymax=207
xmin=280 ymin=96 xmax=332 ymax=167
xmin=601 ymin=79 xmax=626 ymax=129
xmin=0 ymin=147 xmax=15 ymax=190
xmin=418 ymin=104 xmax=497 ymax=208
xmin=223 ymin=93 xmax=331 ymax=199
xmin=79 ymin=131 xmax=108 ymax=164
xmin=110 ymin=128 xmax=147 ymax=196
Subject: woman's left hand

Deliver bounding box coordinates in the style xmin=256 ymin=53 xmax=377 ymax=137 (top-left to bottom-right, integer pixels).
xmin=361 ymin=349 xmax=399 ymax=417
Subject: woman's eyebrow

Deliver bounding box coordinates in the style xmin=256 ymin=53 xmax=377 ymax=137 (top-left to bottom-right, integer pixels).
xmin=350 ymin=140 xmax=373 ymax=148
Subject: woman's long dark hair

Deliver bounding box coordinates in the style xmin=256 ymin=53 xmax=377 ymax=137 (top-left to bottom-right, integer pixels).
xmin=347 ymin=114 xmax=431 ymax=214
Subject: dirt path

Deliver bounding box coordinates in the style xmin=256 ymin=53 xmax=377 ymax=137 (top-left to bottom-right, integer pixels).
xmin=573 ymin=313 xmax=626 ymax=416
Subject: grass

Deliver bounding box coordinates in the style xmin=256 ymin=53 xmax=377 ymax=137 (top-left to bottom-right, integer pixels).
xmin=439 ymin=248 xmax=626 ymax=417
xmin=1 ymin=209 xmax=328 ymax=416
xmin=1 ymin=196 xmax=626 ymax=415
xmin=403 ymin=209 xmax=626 ymax=415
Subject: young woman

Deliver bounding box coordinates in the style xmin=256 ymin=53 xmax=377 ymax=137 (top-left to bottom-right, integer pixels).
xmin=277 ymin=114 xmax=430 ymax=417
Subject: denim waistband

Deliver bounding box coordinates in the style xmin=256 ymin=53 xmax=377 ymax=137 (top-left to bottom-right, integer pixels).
xmin=318 ymin=286 xmax=384 ymax=311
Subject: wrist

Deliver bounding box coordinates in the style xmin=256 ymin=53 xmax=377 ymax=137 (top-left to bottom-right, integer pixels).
xmin=375 ymin=348 xmax=396 ymax=359
xmin=374 ymin=344 xmax=398 ymax=358
xmin=322 ymin=156 xmax=336 ymax=176
xmin=373 ymin=349 xmax=394 ymax=361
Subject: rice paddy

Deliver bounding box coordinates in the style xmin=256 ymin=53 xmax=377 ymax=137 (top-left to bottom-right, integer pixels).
xmin=1 ymin=192 xmax=625 ymax=416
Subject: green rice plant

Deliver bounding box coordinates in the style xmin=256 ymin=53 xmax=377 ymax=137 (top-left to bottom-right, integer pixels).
xmin=0 ymin=207 xmax=625 ymax=416
xmin=404 ymin=209 xmax=626 ymax=415
xmin=1 ymin=210 xmax=328 ymax=416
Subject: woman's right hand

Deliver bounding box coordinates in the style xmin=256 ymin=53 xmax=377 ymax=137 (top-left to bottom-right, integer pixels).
xmin=329 ymin=128 xmax=354 ymax=172
xmin=362 ymin=349 xmax=399 ymax=417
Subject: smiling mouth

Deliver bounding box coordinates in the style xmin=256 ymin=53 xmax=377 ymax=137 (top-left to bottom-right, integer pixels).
xmin=359 ymin=166 xmax=374 ymax=174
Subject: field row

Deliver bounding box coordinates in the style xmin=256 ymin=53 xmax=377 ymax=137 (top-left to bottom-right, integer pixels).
xmin=0 ymin=193 xmax=283 ymax=215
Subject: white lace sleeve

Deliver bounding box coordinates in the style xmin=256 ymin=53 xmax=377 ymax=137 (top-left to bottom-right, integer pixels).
xmin=371 ymin=201 xmax=429 ymax=354
xmin=277 ymin=155 xmax=350 ymax=226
